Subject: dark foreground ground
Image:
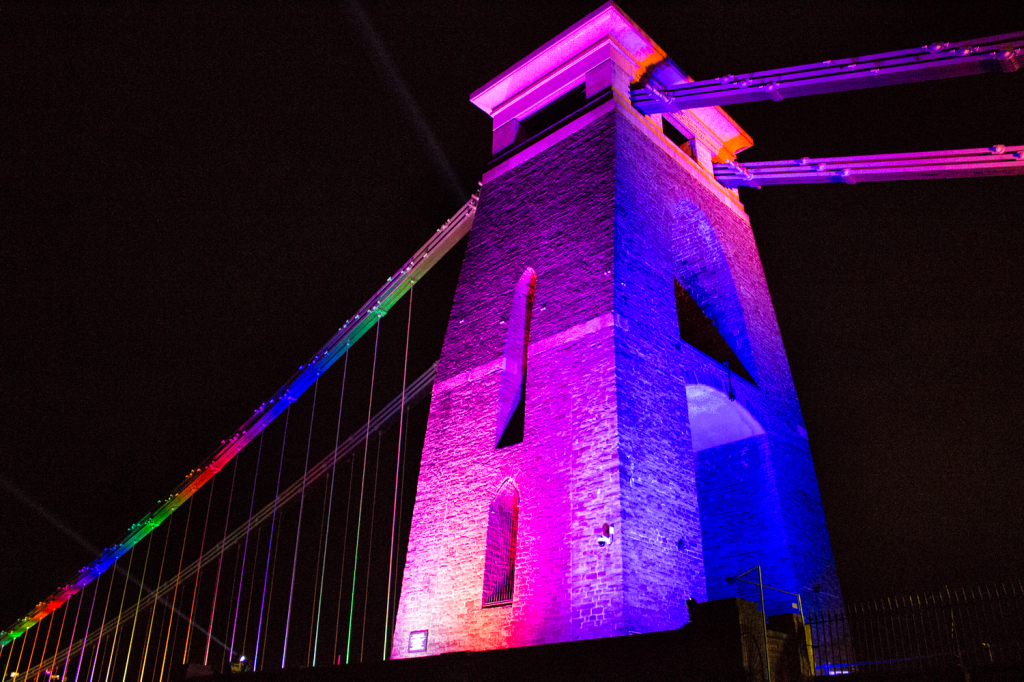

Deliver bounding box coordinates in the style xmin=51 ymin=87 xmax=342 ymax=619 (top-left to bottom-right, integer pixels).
xmin=192 ymin=598 xmax=1024 ymax=682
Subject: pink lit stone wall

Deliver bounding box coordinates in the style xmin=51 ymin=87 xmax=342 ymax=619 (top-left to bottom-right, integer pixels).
xmin=392 ymin=115 xmax=628 ymax=655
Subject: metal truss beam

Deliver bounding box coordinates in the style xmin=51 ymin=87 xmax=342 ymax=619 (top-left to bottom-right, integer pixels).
xmin=632 ymin=32 xmax=1024 ymax=114
xmin=714 ymin=145 xmax=1024 ymax=188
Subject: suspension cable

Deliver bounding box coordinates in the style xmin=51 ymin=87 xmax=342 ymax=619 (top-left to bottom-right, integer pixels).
xmin=88 ymin=569 xmax=112 ymax=679
xmin=204 ymin=454 xmax=238 ymax=667
xmin=87 ymin=561 xmax=117 ymax=682
xmin=1 ymin=197 xmax=478 ymax=652
xmin=282 ymin=381 xmax=319 ymax=668
xmin=2 ymin=641 xmax=13 ymax=681
xmin=228 ymin=432 xmax=263 ymax=665
xmin=239 ymin=526 xmax=261 ymax=666
xmin=182 ymin=479 xmax=216 ymax=664
xmin=217 ymin=543 xmax=240 ymax=672
xmin=253 ymin=407 xmax=290 ymax=670
xmin=157 ymin=497 xmax=193 ymax=682
xmin=333 ymin=452 xmax=354 ymax=665
xmin=121 ymin=534 xmax=152 ymax=682
xmin=346 ymin=321 xmax=382 ymax=664
xmin=47 ymin=586 xmax=70 ymax=681
xmin=73 ymin=572 xmax=101 ymax=682
xmin=13 ymin=626 xmax=28 ymax=679
xmin=153 ymin=589 xmax=174 ymax=679
xmin=390 ymin=406 xmax=410 ymax=656
xmin=359 ymin=435 xmax=382 ymax=663
xmin=383 ymin=286 xmax=413 ymax=659
xmin=91 ymin=570 xmax=114 ymax=682
xmin=23 ymin=614 xmax=41 ymax=682
xmin=31 ymin=600 xmax=54 ymax=682
xmin=137 ymin=517 xmax=171 ymax=682
xmin=63 ymin=586 xmax=85 ymax=680
xmin=333 ymin=367 xmax=356 ymax=665
xmin=10 ymin=271 xmax=438 ymax=679
xmin=305 ymin=465 xmax=329 ymax=667
xmin=103 ymin=547 xmax=134 ymax=682
xmin=2 ymin=641 xmax=13 ymax=680
xmin=314 ymin=354 xmax=347 ymax=667
xmin=258 ymin=528 xmax=281 ymax=672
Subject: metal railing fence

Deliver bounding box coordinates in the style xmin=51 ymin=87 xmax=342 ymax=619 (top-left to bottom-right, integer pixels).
xmin=808 ymin=581 xmax=1024 ymax=676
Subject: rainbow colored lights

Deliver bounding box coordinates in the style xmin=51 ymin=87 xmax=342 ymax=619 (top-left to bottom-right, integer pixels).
xmin=0 ymin=196 xmax=477 ymax=648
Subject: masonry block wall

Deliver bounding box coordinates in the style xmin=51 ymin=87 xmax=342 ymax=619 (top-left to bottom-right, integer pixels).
xmin=612 ymin=114 xmax=840 ymax=616
xmin=392 ymin=115 xmax=627 ymax=655
xmin=613 ymin=114 xmax=708 ymax=634
xmin=391 ymin=3 xmax=840 ymax=658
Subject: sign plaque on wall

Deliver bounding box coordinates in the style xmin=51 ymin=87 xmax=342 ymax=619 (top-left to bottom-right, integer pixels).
xmin=408 ymin=629 xmax=428 ymax=653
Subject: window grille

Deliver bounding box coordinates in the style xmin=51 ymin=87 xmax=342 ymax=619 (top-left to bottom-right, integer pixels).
xmin=482 ymin=481 xmax=519 ymax=606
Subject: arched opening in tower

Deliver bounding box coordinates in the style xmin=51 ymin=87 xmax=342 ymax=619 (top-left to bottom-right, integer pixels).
xmin=685 ymin=383 xmax=765 ymax=451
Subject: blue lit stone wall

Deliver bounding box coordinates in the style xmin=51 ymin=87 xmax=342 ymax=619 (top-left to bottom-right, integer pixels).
xmin=612 ymin=111 xmax=840 ymax=617
xmin=612 ymin=111 xmax=707 ymax=634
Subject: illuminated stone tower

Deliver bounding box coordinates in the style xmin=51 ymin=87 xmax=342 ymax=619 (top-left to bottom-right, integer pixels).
xmin=392 ymin=3 xmax=840 ymax=657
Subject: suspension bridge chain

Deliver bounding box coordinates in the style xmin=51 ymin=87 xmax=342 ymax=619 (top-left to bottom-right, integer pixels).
xmin=1 ymin=193 xmax=476 ymax=649
xmin=631 ymin=30 xmax=1023 ymax=113
xmin=715 ymin=144 xmax=1024 ymax=187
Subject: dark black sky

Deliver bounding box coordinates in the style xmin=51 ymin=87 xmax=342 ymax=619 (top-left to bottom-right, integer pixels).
xmin=2 ymin=1 xmax=1022 ymax=635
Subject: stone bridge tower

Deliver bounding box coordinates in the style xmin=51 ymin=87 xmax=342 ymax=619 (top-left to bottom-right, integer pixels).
xmin=392 ymin=2 xmax=840 ymax=657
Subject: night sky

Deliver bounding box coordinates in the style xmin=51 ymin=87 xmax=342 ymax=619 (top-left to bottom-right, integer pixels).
xmin=2 ymin=1 xmax=1022 ymax=637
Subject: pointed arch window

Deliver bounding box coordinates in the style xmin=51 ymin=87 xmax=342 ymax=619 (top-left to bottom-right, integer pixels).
xmin=495 ymin=268 xmax=536 ymax=448
xmin=482 ymin=480 xmax=519 ymax=607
